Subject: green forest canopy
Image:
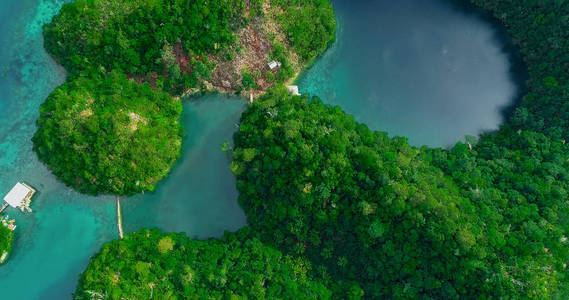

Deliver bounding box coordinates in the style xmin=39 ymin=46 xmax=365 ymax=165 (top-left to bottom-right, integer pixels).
xmin=272 ymin=0 xmax=336 ymax=63
xmin=229 ymin=0 xmax=569 ymax=297
xmin=64 ymin=0 xmax=569 ymax=298
xmin=0 ymin=221 xmax=13 ymax=261
xmin=33 ymin=0 xmax=336 ymax=197
xmin=43 ymin=0 xmax=336 ymax=94
xmin=74 ymin=229 xmax=332 ymax=299
xmin=44 ymin=0 xmax=245 ymax=76
xmin=33 ymin=73 xmax=183 ymax=195
xmin=232 ymin=87 xmax=569 ymax=298
xmin=15 ymin=0 xmax=337 ymax=269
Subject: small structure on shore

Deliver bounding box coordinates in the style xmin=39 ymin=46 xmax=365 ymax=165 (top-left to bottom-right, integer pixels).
xmin=268 ymin=60 xmax=281 ymax=70
xmin=287 ymin=85 xmax=300 ymax=96
xmin=2 ymin=182 xmax=35 ymax=213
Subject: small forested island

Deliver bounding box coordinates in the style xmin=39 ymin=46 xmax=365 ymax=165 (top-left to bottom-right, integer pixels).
xmin=18 ymin=0 xmax=569 ymax=298
xmin=0 ymin=217 xmax=13 ymax=264
xmin=33 ymin=73 xmax=183 ymax=195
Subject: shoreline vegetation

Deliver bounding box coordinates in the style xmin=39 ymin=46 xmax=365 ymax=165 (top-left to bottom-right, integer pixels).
xmin=25 ymin=0 xmax=569 ymax=298
xmin=42 ymin=0 xmax=335 ymax=99
xmin=34 ymin=0 xmax=336 ymax=196
xmin=74 ymin=228 xmax=332 ymax=299
xmin=33 ymin=73 xmax=184 ymax=195
xmin=229 ymin=0 xmax=569 ymax=298
xmin=0 ymin=215 xmax=13 ymax=265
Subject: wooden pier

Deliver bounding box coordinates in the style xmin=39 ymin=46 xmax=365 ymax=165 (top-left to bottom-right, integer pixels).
xmin=116 ymin=196 xmax=124 ymax=239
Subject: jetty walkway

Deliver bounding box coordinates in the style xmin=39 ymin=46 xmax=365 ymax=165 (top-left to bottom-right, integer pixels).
xmin=116 ymin=197 xmax=124 ymax=239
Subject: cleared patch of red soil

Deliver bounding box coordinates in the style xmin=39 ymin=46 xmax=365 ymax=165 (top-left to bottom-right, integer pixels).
xmin=209 ymin=18 xmax=275 ymax=95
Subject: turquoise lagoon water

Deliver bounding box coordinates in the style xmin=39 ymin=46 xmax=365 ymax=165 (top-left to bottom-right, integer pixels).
xmin=0 ymin=1 xmax=246 ymax=298
xmin=0 ymin=1 xmax=115 ymax=298
xmin=0 ymin=0 xmax=520 ymax=299
xmin=297 ymin=0 xmax=522 ymax=147
xmin=122 ymin=96 xmax=247 ymax=239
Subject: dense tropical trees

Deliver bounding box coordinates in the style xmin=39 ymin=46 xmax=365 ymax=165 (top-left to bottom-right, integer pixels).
xmin=43 ymin=0 xmax=336 ymax=94
xmin=44 ymin=0 xmax=245 ymax=77
xmin=34 ymin=0 xmax=336 ymax=197
xmin=465 ymin=0 xmax=569 ymax=139
xmin=74 ymin=229 xmax=332 ymax=299
xmin=54 ymin=0 xmax=569 ymax=298
xmin=0 ymin=220 xmax=13 ymax=263
xmin=229 ymin=1 xmax=569 ymax=298
xmin=271 ymin=0 xmax=336 ymax=63
xmin=33 ymin=73 xmax=183 ymax=195
xmin=231 ymin=86 xmax=569 ymax=298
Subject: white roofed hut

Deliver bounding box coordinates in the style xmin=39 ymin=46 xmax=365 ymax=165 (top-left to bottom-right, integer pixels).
xmin=287 ymin=85 xmax=301 ymax=96
xmin=268 ymin=61 xmax=282 ymax=70
xmin=2 ymin=182 xmax=35 ymax=213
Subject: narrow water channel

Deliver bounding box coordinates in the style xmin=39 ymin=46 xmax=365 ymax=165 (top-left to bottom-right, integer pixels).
xmin=121 ymin=96 xmax=247 ymax=239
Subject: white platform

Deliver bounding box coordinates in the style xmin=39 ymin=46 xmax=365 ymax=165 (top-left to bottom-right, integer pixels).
xmin=3 ymin=182 xmax=33 ymax=208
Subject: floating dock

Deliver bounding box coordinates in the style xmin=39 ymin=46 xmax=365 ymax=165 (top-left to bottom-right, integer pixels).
xmin=3 ymin=182 xmax=35 ymax=213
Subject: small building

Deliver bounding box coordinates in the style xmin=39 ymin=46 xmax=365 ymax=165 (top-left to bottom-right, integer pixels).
xmin=268 ymin=61 xmax=282 ymax=70
xmin=287 ymin=85 xmax=301 ymax=96
xmin=3 ymin=182 xmax=35 ymax=213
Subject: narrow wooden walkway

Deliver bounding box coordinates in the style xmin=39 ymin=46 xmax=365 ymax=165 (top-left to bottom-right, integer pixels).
xmin=116 ymin=197 xmax=124 ymax=239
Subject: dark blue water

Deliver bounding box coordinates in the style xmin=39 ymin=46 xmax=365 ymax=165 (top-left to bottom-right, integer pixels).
xmin=298 ymin=0 xmax=521 ymax=147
